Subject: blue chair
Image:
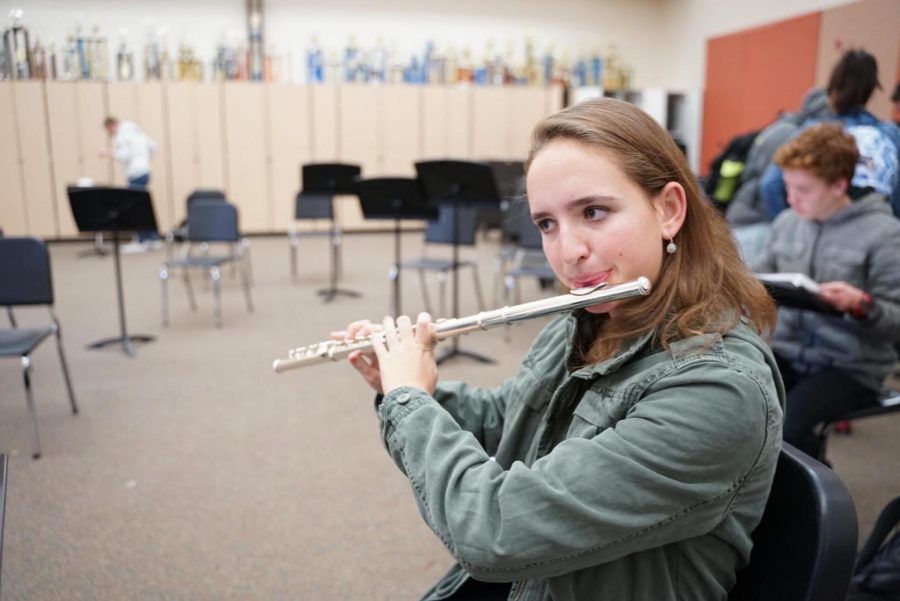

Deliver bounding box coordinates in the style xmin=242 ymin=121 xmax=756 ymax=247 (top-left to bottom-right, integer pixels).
xmin=396 ymin=202 xmax=485 ymax=317
xmin=729 ymin=442 xmax=858 ymax=601
xmin=0 ymin=453 xmax=6 ymax=595
xmin=160 ymin=200 xmax=253 ymax=327
xmin=0 ymin=238 xmax=79 ymax=459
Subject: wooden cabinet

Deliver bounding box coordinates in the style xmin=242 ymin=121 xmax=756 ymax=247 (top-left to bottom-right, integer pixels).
xmin=2 ymin=80 xmax=564 ymax=238
xmin=11 ymin=82 xmax=56 ymax=238
xmin=267 ymin=84 xmax=312 ymax=231
xmin=167 ymin=82 xmax=227 ymax=226
xmin=0 ymin=83 xmax=27 ymax=236
xmin=223 ymin=82 xmax=270 ymax=233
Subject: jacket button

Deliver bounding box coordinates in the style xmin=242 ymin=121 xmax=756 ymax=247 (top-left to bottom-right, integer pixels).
xmin=396 ymin=392 xmax=411 ymax=404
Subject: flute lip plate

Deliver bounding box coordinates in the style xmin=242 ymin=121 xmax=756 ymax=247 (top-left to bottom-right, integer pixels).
xmin=569 ymin=282 xmax=608 ymax=296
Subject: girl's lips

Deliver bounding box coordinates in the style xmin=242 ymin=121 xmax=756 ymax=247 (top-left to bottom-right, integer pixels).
xmin=571 ymin=272 xmax=610 ymax=289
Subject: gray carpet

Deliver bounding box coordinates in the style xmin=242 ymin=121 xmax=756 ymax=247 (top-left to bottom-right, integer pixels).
xmin=1 ymin=233 xmax=898 ymax=600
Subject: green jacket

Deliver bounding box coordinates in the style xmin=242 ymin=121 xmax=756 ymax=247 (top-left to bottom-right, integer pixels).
xmin=377 ymin=312 xmax=785 ymax=601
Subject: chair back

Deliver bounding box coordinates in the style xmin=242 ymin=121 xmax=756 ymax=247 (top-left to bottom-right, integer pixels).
xmin=425 ymin=203 xmax=480 ymax=246
xmin=0 ymin=237 xmax=54 ymax=306
xmin=729 ymin=442 xmax=858 ymax=601
xmin=186 ymin=189 xmax=226 ymax=209
xmin=294 ymin=192 xmax=334 ymax=220
xmin=0 ymin=454 xmax=6 ymax=596
xmin=187 ymin=200 xmax=240 ymax=243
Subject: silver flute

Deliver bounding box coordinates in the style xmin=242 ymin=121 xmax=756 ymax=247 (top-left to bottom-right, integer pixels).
xmin=272 ymin=276 xmax=651 ymax=373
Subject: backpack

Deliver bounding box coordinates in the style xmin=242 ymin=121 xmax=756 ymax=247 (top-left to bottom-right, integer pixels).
xmin=844 ymin=124 xmax=899 ymax=198
xmin=704 ymin=130 xmax=761 ymax=209
xmin=849 ymin=495 xmax=900 ymax=600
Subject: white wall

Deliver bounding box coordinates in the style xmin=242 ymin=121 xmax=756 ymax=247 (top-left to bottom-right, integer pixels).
xmin=658 ymin=0 xmax=860 ymax=91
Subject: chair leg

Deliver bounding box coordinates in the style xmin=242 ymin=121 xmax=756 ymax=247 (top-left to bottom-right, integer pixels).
xmin=53 ymin=322 xmax=79 ymax=415
xmin=242 ymin=241 xmax=254 ymax=287
xmin=471 ymin=266 xmax=486 ymax=311
xmin=211 ymin=266 xmax=222 ymax=327
xmin=183 ymin=264 xmax=197 ymax=311
xmin=240 ymin=259 xmax=254 ymax=314
xmin=160 ymin=264 xmax=170 ymax=326
xmin=417 ymin=269 xmax=432 ymax=315
xmin=290 ymin=235 xmax=299 ymax=280
xmin=21 ymin=355 xmax=42 ymax=460
xmin=438 ymin=272 xmax=447 ymax=318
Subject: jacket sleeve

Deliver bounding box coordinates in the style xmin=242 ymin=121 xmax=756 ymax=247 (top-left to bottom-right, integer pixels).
xmin=859 ymin=228 xmax=900 ymax=339
xmin=759 ymin=163 xmax=788 ymax=221
xmin=377 ymin=360 xmax=780 ymax=582
xmin=431 ymin=379 xmax=514 ymax=455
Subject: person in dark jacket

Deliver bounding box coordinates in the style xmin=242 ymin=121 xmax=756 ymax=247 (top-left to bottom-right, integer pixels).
xmin=760 ymin=49 xmax=900 ymax=220
xmin=727 ymin=87 xmax=830 ymax=264
xmin=337 ymin=98 xmax=783 ymax=601
xmin=752 ymin=123 xmax=900 ymax=458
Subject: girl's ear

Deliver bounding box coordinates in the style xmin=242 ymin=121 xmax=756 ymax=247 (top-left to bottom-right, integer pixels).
xmin=656 ymin=182 xmax=687 ymax=239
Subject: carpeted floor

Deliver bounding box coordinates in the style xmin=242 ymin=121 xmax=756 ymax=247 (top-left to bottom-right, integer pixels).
xmin=1 ymin=233 xmax=898 ymax=600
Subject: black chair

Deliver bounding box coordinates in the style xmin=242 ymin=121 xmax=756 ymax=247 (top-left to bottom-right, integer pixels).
xmin=288 ymin=191 xmax=337 ymax=281
xmin=0 ymin=238 xmax=79 ymax=459
xmin=397 ymin=203 xmax=485 ymax=317
xmin=502 ymin=208 xmax=556 ymax=305
xmin=729 ymin=442 xmax=858 ymax=601
xmin=0 ymin=453 xmax=6 ymax=595
xmin=166 ymin=189 xmax=227 ymax=258
xmin=160 ymin=200 xmax=253 ymax=327
xmin=816 ymin=389 xmax=900 ymax=463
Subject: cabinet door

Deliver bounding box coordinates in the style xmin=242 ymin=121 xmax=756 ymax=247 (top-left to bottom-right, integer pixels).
xmin=106 ymin=82 xmax=139 ymax=185
xmin=310 ymin=84 xmax=339 ymax=161
xmin=45 ymin=82 xmax=83 ymax=236
xmin=268 ymin=84 xmax=311 ymax=232
xmin=0 ymin=83 xmax=27 ymax=236
xmin=196 ymin=83 xmax=225 ymax=191
xmin=471 ymin=87 xmax=508 ymax=160
xmin=339 ymin=84 xmax=379 ymax=174
xmin=166 ymin=82 xmax=199 ymax=226
xmin=76 ymin=82 xmax=112 ymax=184
xmin=14 ymin=81 xmax=57 ymax=238
xmin=381 ymin=85 xmax=420 ymax=176
xmin=136 ymin=82 xmax=171 ymax=230
xmin=223 ymin=82 xmax=270 ymax=232
xmin=422 ymin=86 xmax=471 ymax=160
xmin=507 ymin=87 xmax=547 ymax=161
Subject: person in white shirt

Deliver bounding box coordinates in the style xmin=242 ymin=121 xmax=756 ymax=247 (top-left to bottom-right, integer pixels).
xmin=100 ymin=116 xmax=160 ymax=250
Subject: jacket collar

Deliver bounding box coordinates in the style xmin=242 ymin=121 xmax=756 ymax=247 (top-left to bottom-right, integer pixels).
xmin=563 ymin=311 xmax=656 ymax=378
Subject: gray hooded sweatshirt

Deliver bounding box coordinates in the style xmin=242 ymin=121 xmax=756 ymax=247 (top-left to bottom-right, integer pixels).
xmin=726 ymin=88 xmax=831 ymax=226
xmin=752 ymin=192 xmax=900 ymax=391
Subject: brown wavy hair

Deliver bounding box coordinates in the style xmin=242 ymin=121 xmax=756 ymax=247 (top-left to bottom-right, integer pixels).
xmin=774 ymin=123 xmax=858 ymax=184
xmin=524 ymin=98 xmax=776 ymax=362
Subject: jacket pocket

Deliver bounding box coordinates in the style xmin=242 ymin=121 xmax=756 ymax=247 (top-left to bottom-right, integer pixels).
xmin=819 ymin=246 xmax=867 ymax=287
xmin=570 ymin=387 xmax=632 ymax=438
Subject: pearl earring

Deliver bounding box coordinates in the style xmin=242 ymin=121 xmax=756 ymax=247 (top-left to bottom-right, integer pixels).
xmin=666 ymin=238 xmax=677 ymax=254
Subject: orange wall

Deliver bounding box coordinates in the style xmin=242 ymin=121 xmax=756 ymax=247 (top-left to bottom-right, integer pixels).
xmin=702 ymin=13 xmax=820 ymax=174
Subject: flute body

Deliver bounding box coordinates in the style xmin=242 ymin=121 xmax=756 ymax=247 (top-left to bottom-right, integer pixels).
xmin=272 ymin=276 xmax=651 ymax=373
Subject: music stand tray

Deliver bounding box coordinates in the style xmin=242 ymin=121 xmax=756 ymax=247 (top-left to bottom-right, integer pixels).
xmin=415 ymin=160 xmax=501 ymax=365
xmin=356 ymin=177 xmax=438 ymax=317
xmin=68 ymin=186 xmax=159 ymax=357
xmin=301 ymin=163 xmax=362 ymax=302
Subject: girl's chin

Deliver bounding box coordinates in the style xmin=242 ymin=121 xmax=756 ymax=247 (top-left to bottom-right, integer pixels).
xmin=585 ymin=301 xmax=615 ymax=315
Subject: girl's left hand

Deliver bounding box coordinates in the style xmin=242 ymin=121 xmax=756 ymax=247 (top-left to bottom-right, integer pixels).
xmin=818 ymin=281 xmax=867 ymax=313
xmin=371 ymin=312 xmax=438 ymax=395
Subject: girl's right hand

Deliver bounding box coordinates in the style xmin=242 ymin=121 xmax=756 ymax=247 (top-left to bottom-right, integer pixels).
xmin=331 ymin=319 xmax=384 ymax=394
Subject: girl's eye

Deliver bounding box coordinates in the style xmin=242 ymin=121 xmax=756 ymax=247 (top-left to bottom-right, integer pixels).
xmin=535 ymin=219 xmax=554 ymax=232
xmin=585 ymin=206 xmax=608 ymax=220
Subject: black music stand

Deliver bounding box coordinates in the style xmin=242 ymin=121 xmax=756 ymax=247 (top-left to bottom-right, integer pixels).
xmin=301 ymin=163 xmax=362 ymax=302
xmin=415 ymin=160 xmax=501 ymax=365
xmin=356 ymin=177 xmax=439 ymax=317
xmin=68 ymin=186 xmax=158 ymax=357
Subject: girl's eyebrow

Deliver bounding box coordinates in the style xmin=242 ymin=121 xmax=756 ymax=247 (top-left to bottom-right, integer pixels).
xmin=531 ymin=195 xmax=619 ymax=222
